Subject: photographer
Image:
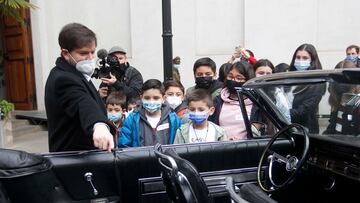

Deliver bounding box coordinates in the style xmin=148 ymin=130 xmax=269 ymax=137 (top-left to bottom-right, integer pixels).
xmin=98 ymin=46 xmax=143 ymax=101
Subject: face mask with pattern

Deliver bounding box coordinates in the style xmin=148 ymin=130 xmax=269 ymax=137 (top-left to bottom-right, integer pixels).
xmin=142 ymin=100 xmax=162 ymax=113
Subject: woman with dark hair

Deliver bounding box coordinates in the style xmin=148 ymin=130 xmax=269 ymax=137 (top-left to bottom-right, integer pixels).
xmin=253 ymin=59 xmax=275 ymax=77
xmin=283 ymin=43 xmax=326 ymax=133
xmin=289 ymin=43 xmax=322 ymax=71
xmin=209 ymin=61 xmax=253 ymax=140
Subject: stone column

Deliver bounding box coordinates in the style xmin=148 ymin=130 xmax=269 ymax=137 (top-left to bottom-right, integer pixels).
xmin=0 ymin=113 xmax=13 ymax=148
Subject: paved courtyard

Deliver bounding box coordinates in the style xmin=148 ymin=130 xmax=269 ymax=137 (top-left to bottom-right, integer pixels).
xmin=8 ymin=130 xmax=48 ymax=154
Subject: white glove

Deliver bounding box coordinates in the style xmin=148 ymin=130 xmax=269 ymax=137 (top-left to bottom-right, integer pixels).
xmin=93 ymin=123 xmax=114 ymax=152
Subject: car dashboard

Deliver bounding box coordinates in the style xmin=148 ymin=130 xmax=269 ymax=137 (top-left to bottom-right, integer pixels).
xmin=307 ymin=134 xmax=360 ymax=182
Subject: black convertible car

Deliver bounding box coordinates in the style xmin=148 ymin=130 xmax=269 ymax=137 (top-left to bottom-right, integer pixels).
xmin=0 ymin=69 xmax=359 ymax=203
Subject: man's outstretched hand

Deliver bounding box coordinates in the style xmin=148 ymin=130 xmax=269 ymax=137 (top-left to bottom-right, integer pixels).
xmin=93 ymin=123 xmax=114 ymax=152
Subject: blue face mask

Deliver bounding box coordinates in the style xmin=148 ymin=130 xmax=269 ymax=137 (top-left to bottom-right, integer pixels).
xmin=107 ymin=112 xmax=122 ymax=123
xmin=345 ymin=55 xmax=358 ymax=63
xmin=294 ymin=60 xmax=311 ymax=71
xmin=142 ymin=100 xmax=162 ymax=113
xmin=189 ymin=111 xmax=207 ymax=125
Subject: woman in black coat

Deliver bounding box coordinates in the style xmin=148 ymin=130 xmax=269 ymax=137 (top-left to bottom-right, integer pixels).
xmin=287 ymin=43 xmax=326 ymax=133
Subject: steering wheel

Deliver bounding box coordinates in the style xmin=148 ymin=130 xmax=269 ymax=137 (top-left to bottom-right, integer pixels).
xmin=257 ymin=123 xmax=309 ymax=192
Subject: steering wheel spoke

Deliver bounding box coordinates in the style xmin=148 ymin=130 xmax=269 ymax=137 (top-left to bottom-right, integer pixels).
xmin=267 ymin=149 xmax=289 ymax=164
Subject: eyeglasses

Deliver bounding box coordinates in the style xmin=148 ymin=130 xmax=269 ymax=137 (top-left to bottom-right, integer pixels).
xmin=227 ymin=76 xmax=246 ymax=83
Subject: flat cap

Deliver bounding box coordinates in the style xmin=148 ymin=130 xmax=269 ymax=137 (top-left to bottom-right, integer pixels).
xmin=108 ymin=46 xmax=126 ymax=55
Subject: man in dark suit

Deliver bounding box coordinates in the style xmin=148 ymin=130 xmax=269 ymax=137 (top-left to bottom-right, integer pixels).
xmin=45 ymin=23 xmax=115 ymax=152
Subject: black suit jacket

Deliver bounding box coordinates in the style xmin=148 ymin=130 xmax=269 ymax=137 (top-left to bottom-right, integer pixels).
xmin=45 ymin=57 xmax=114 ymax=152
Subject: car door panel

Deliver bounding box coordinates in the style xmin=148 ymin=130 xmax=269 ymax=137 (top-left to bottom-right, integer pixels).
xmin=46 ymin=151 xmax=120 ymax=202
xmin=0 ymin=139 xmax=291 ymax=203
xmin=115 ymin=139 xmax=291 ymax=203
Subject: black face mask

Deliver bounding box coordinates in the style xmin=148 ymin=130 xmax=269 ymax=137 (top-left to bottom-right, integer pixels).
xmin=225 ymin=79 xmax=245 ymax=94
xmin=111 ymin=63 xmax=128 ymax=78
xmin=195 ymin=76 xmax=213 ymax=89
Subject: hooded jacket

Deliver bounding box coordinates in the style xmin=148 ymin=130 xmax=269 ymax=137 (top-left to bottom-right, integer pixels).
xmin=209 ymin=88 xmax=252 ymax=140
xmin=118 ymin=102 xmax=181 ymax=147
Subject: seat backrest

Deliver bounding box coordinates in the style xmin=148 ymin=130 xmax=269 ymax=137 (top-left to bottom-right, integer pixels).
xmin=154 ymin=144 xmax=212 ymax=203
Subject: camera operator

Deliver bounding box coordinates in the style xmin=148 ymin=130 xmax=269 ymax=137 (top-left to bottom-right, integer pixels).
xmin=98 ymin=46 xmax=143 ymax=101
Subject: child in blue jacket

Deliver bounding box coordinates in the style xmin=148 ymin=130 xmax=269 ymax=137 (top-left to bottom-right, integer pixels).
xmin=118 ymin=79 xmax=181 ymax=147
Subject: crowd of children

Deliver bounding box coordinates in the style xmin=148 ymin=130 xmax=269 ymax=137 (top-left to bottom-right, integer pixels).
xmin=104 ymin=43 xmax=360 ymax=148
xmin=48 ymin=23 xmax=359 ymax=152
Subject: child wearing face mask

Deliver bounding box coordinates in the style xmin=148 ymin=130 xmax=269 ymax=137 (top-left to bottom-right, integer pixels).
xmin=118 ymin=79 xmax=181 ymax=147
xmin=163 ymin=80 xmax=188 ymax=123
xmin=174 ymin=89 xmax=226 ymax=144
xmin=124 ymin=96 xmax=139 ymax=117
xmin=208 ymin=61 xmax=253 ymax=140
xmin=186 ymin=57 xmax=223 ymax=100
xmin=106 ymin=91 xmax=126 ymax=146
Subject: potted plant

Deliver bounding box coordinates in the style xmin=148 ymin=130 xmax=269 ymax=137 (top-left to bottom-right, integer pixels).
xmin=0 ymin=100 xmax=15 ymax=147
xmin=0 ymin=99 xmax=15 ymax=120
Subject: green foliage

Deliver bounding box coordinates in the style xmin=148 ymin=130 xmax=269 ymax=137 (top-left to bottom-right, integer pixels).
xmin=0 ymin=100 xmax=14 ymax=118
xmin=0 ymin=0 xmax=37 ymax=25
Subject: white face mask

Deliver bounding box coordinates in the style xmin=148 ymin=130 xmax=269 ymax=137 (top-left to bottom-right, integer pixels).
xmin=68 ymin=53 xmax=96 ymax=77
xmin=166 ymin=96 xmax=182 ymax=109
xmin=76 ymin=59 xmax=96 ymax=76
xmin=173 ymin=64 xmax=181 ymax=69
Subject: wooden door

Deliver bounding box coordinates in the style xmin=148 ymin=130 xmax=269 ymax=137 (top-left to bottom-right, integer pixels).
xmin=2 ymin=8 xmax=36 ymax=110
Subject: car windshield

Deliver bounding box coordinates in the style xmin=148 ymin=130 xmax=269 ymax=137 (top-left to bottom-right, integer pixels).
xmin=256 ymin=79 xmax=360 ymax=136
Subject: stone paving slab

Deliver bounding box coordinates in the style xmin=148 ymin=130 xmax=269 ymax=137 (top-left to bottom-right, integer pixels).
xmin=7 ymin=130 xmax=48 ymax=154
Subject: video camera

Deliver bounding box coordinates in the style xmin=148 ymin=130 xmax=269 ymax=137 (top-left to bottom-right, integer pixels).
xmin=92 ymin=48 xmax=128 ymax=79
xmin=92 ymin=49 xmax=111 ymax=79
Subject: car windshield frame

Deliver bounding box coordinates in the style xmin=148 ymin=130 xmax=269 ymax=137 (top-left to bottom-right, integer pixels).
xmin=239 ymin=69 xmax=360 ymax=139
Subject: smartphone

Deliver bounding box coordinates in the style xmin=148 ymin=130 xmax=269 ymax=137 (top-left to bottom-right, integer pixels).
xmin=234 ymin=46 xmax=242 ymax=58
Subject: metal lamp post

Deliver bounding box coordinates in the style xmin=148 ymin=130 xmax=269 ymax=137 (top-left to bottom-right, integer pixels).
xmin=162 ymin=0 xmax=173 ymax=81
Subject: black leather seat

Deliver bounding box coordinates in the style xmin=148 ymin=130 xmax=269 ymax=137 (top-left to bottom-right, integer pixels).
xmin=154 ymin=144 xmax=277 ymax=203
xmin=0 ymin=148 xmax=52 ymax=178
xmin=0 ymin=149 xmax=72 ymax=203
xmin=154 ymin=144 xmax=213 ymax=203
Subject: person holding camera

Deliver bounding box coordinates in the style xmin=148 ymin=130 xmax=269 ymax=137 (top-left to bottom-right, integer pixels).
xmin=98 ymin=46 xmax=143 ymax=102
